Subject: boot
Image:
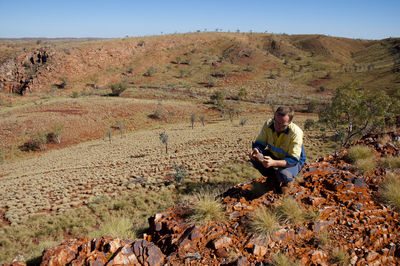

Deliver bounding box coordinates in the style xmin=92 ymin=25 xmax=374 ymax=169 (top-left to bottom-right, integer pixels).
xmin=280 ymin=181 xmax=294 ymax=194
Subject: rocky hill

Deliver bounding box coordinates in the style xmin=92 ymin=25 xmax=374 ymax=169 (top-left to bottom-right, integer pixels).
xmin=4 ymin=132 xmax=399 ymax=265
xmin=1 ymin=33 xmax=399 ymax=97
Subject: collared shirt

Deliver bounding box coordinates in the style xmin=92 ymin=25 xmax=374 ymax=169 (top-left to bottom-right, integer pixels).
xmin=253 ymin=119 xmax=306 ymax=166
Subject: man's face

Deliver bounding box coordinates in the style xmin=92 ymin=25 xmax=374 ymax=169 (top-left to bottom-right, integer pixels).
xmin=274 ymin=112 xmax=290 ymax=133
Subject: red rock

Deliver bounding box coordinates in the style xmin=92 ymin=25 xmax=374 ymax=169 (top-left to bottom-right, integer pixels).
xmin=213 ymin=236 xmax=232 ymax=250
xmin=365 ymin=250 xmax=379 ymax=262
xmin=215 ymin=248 xmax=229 ymax=258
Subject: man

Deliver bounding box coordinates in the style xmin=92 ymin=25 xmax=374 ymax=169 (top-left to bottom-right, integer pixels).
xmin=249 ymin=106 xmax=306 ymax=193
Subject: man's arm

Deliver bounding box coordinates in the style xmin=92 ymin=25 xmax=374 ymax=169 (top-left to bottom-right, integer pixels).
xmin=262 ymin=156 xmax=295 ymax=168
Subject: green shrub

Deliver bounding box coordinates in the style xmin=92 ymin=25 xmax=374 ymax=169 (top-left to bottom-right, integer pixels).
xmin=381 ymin=172 xmax=400 ymax=210
xmin=110 ymin=82 xmax=128 ymax=96
xmin=249 ymin=207 xmax=280 ymax=238
xmin=304 ymin=119 xmax=315 ymax=130
xmin=189 ymin=191 xmax=225 ymax=225
xmin=22 ymin=131 xmax=47 ymax=151
xmin=143 ymin=66 xmax=156 ymax=77
xmin=172 ymin=164 xmax=187 ymax=184
xmin=150 ymin=108 xmax=164 ymax=120
xmin=47 ymin=122 xmax=64 ymax=144
xmin=71 ymin=91 xmax=79 ymax=98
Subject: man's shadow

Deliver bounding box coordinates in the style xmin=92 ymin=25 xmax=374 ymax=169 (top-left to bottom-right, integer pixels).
xmin=220 ymin=176 xmax=275 ymax=201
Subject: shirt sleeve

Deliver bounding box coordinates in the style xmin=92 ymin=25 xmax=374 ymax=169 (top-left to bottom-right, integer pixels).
xmin=284 ymin=131 xmax=303 ymax=165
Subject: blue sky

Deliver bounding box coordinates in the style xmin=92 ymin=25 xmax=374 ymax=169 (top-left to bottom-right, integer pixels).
xmin=0 ymin=0 xmax=399 ymax=39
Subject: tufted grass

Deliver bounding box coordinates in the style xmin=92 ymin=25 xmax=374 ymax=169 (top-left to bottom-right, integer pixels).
xmin=273 ymin=252 xmax=298 ymax=266
xmin=277 ymin=197 xmax=306 ymax=224
xmin=381 ymin=156 xmax=400 ymax=169
xmin=330 ymin=248 xmax=350 ymax=265
xmin=188 ymin=191 xmax=226 ymax=225
xmin=88 ymin=215 xmax=136 ymax=239
xmin=346 ymin=145 xmax=376 ymax=173
xmin=249 ymin=206 xmax=280 ymax=238
xmin=381 ymin=171 xmax=400 ymax=211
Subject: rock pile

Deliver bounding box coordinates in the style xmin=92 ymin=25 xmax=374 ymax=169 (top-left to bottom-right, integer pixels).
xmin=6 ymin=132 xmax=400 ymax=265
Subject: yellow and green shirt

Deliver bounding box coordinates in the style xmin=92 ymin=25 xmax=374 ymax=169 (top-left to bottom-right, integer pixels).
xmin=253 ymin=119 xmax=306 ymax=166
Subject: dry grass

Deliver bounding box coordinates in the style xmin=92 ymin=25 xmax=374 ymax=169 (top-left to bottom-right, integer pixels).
xmin=346 ymin=145 xmax=376 ymax=173
xmin=277 ymin=197 xmax=306 ymax=224
xmin=381 ymin=156 xmax=400 ymax=169
xmin=316 ymin=230 xmax=331 ymax=247
xmin=273 ymin=252 xmax=298 ymax=266
xmin=188 ymin=191 xmax=226 ymax=226
xmin=380 ymin=171 xmax=400 ymax=210
xmin=331 ymin=248 xmax=350 ymax=265
xmin=249 ymin=206 xmax=280 ymax=238
xmin=347 ymin=145 xmax=374 ymax=162
xmin=88 ymin=215 xmax=136 ymax=239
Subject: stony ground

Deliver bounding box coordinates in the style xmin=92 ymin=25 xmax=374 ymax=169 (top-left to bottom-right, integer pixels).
xmin=0 ymin=115 xmax=264 ymax=225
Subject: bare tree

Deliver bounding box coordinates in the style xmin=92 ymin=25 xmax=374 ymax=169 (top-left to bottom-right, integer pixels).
xmin=190 ymin=113 xmax=196 ymax=129
xmin=159 ymin=131 xmax=169 ymax=154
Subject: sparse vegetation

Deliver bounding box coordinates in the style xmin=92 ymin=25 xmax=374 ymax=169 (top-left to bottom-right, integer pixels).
xmin=172 ymin=164 xmax=188 ymax=184
xmin=381 ymin=156 xmax=400 ymax=169
xmin=249 ymin=206 xmax=280 ymax=238
xmin=190 ymin=113 xmax=196 ymax=129
xmin=273 ymin=252 xmax=298 ymax=266
xmin=380 ymin=171 xmax=400 ymax=210
xmin=159 ymin=131 xmax=169 ymax=154
xmin=239 ymin=117 xmax=247 ymax=126
xmin=304 ymin=118 xmax=315 ymax=130
xmin=331 ymin=248 xmax=350 ymax=266
xmin=143 ymin=66 xmax=156 ymax=77
xmin=319 ymin=81 xmax=399 ymax=147
xmin=107 ymin=128 xmax=112 ymax=143
xmin=199 ymin=115 xmax=205 ymax=126
xmin=346 ymin=145 xmax=376 ymax=172
xmin=89 ymin=215 xmax=136 ymax=239
xmin=188 ymin=191 xmax=225 ymax=225
xmin=277 ymin=197 xmax=306 ymax=224
xmin=21 ymin=131 xmax=47 ymax=151
xmin=47 ymin=122 xmax=64 ymax=144
xmin=110 ymin=82 xmax=128 ymax=96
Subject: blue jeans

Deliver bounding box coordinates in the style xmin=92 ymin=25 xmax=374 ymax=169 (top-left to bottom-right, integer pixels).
xmin=250 ymin=153 xmax=302 ymax=184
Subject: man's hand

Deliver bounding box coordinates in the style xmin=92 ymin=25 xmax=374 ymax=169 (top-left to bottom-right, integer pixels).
xmin=261 ymin=156 xmax=275 ymax=168
xmin=249 ymin=148 xmax=264 ymax=162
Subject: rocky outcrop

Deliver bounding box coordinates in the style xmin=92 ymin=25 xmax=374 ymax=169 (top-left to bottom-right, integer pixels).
xmin=6 ymin=132 xmax=400 ymax=265
xmin=0 ymin=49 xmax=52 ymax=94
xmin=38 ymin=237 xmax=164 ymax=266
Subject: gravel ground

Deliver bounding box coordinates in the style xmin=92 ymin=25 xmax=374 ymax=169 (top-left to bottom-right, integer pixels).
xmin=0 ymin=115 xmax=265 ymax=225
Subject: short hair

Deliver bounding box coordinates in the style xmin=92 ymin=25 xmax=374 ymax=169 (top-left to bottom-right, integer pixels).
xmin=275 ymin=106 xmax=294 ymax=121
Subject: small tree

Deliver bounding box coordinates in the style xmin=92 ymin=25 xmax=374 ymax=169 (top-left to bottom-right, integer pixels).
xmin=159 ymin=131 xmax=169 ymax=154
xmin=240 ymin=117 xmax=247 ymax=126
xmin=117 ymin=120 xmax=124 ymax=138
xmin=190 ymin=113 xmax=196 ymax=129
xmin=48 ymin=122 xmax=64 ymax=144
xmin=107 ymin=128 xmax=112 ymax=143
xmin=319 ymin=81 xmax=399 ymax=147
xmin=110 ymin=82 xmax=128 ymax=96
xmin=199 ymin=115 xmax=205 ymax=126
xmin=172 ymin=164 xmax=187 ymax=184
xmin=143 ymin=66 xmax=156 ymax=77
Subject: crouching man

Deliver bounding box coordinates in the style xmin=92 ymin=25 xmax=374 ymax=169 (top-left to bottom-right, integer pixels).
xmin=249 ymin=106 xmax=306 ymax=194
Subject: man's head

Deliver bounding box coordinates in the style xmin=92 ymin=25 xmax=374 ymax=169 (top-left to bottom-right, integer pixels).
xmin=273 ymin=106 xmax=294 ymax=133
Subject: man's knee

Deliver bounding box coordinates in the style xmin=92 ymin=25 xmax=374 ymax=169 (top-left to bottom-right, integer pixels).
xmin=276 ymin=168 xmax=295 ymax=184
